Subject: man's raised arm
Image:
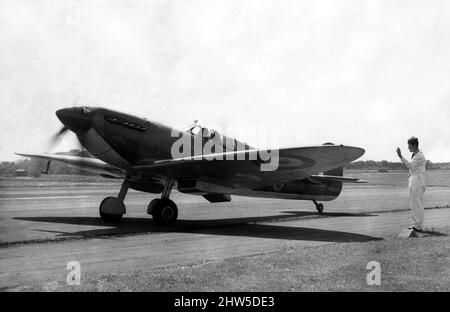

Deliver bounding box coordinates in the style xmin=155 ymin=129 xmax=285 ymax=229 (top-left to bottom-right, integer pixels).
xmin=396 ymin=147 xmax=412 ymax=169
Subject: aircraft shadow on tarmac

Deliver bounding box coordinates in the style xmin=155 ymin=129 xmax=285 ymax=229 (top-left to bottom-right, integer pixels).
xmin=15 ymin=210 xmax=381 ymax=243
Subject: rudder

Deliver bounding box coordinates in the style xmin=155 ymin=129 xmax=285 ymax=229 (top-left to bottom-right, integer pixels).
xmin=322 ymin=142 xmax=343 ymax=176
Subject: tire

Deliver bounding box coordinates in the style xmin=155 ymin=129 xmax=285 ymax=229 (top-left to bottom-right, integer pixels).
xmin=99 ymin=196 xmax=124 ymax=223
xmin=147 ymin=198 xmax=161 ymax=215
xmin=152 ymin=198 xmax=178 ymax=226
xmin=316 ymin=203 xmax=324 ymax=214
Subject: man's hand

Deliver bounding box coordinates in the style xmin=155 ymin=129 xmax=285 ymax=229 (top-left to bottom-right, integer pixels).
xmin=396 ymin=147 xmax=402 ymax=158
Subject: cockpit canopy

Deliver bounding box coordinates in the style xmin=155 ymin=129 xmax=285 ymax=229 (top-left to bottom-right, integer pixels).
xmin=186 ymin=120 xmax=220 ymax=142
xmin=184 ymin=120 xmax=252 ymax=152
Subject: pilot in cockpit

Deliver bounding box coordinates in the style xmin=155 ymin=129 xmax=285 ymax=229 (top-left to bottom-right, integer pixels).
xmin=188 ymin=121 xmax=214 ymax=139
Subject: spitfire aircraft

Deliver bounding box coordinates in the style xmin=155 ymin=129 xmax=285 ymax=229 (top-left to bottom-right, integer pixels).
xmin=17 ymin=107 xmax=365 ymax=226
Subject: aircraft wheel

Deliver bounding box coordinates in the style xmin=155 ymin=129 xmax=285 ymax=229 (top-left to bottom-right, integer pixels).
xmin=315 ymin=203 xmax=324 ymax=214
xmin=151 ymin=199 xmax=178 ymax=226
xmin=99 ymin=197 xmax=124 ymax=223
xmin=147 ymin=198 xmax=160 ymax=215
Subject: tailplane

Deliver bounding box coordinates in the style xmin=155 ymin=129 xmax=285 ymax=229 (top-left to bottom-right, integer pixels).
xmin=322 ymin=142 xmax=343 ymax=176
xmin=324 ymin=166 xmax=343 ymax=176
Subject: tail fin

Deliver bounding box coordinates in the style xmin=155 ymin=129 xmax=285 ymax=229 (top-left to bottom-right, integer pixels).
xmin=322 ymin=142 xmax=343 ymax=176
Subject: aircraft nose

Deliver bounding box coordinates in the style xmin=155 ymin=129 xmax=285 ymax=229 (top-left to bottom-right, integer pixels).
xmin=56 ymin=107 xmax=93 ymax=133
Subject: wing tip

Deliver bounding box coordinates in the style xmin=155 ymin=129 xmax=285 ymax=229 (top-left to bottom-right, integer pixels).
xmin=348 ymin=146 xmax=365 ymax=160
xmin=15 ymin=152 xmax=43 ymax=158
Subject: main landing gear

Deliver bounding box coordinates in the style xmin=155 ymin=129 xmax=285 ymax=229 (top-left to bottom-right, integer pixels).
xmin=98 ymin=177 xmax=179 ymax=226
xmin=313 ymin=200 xmax=324 ymax=214
xmin=147 ymin=178 xmax=178 ymax=226
xmin=99 ymin=180 xmax=129 ymax=223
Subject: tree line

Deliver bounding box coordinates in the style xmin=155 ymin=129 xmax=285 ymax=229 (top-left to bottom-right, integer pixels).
xmin=345 ymin=160 xmax=447 ymax=170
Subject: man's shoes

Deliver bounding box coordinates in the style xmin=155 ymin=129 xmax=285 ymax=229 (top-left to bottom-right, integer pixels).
xmin=408 ymin=226 xmax=423 ymax=232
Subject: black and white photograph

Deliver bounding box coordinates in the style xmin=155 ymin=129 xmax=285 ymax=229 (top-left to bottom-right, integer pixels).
xmin=1 ymin=0 xmax=449 ymax=297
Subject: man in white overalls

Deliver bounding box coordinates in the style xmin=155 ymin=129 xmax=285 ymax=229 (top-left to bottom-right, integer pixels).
xmin=396 ymin=137 xmax=426 ymax=232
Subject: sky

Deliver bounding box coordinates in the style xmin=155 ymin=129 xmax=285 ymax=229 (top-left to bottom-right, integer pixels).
xmin=1 ymin=0 xmax=449 ymax=162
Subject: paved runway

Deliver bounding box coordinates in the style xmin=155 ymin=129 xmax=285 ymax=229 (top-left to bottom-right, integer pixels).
xmin=1 ymin=182 xmax=450 ymax=289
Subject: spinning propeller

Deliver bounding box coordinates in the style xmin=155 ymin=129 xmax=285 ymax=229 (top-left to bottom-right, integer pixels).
xmin=37 ymin=108 xmax=92 ymax=174
xmin=49 ymin=126 xmax=70 ymax=150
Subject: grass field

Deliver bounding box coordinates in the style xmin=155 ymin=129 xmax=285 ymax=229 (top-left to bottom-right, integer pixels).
xmin=19 ymin=226 xmax=449 ymax=292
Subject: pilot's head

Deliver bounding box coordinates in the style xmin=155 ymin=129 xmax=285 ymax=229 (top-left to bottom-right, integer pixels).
xmin=407 ymin=136 xmax=419 ymax=152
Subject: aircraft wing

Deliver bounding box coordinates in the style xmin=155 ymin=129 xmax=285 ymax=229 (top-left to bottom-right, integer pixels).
xmin=15 ymin=153 xmax=126 ymax=178
xmin=133 ymin=145 xmax=365 ymax=189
